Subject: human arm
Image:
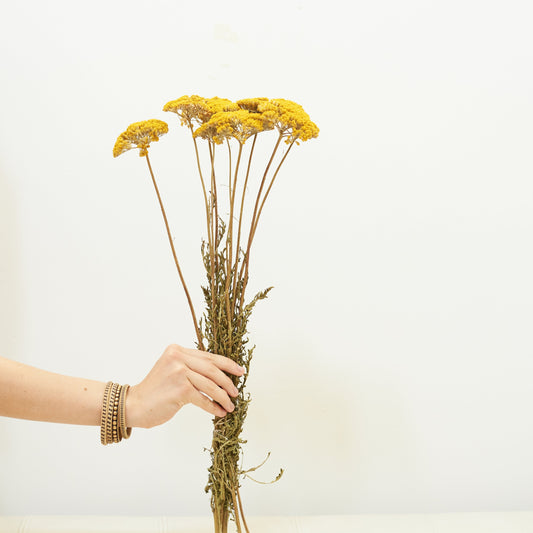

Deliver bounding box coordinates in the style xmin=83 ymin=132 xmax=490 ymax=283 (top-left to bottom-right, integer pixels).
xmin=0 ymin=344 xmax=244 ymax=429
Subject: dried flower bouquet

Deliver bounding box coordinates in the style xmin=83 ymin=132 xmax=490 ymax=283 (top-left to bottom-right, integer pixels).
xmin=113 ymin=96 xmax=318 ymax=533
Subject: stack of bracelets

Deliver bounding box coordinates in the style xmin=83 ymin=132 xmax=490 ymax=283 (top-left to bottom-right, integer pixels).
xmin=100 ymin=381 xmax=132 ymax=445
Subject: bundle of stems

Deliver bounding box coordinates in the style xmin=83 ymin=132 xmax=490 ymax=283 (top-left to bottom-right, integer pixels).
xmin=113 ymin=96 xmax=318 ymax=533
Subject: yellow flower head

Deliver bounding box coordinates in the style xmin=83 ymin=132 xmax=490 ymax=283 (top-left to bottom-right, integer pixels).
xmin=163 ymin=95 xmax=239 ymax=128
xmin=257 ymin=98 xmax=319 ymax=144
xmin=236 ymin=97 xmax=270 ymax=113
xmin=194 ymin=109 xmax=273 ymax=145
xmin=113 ymin=119 xmax=169 ymax=157
xmin=163 ymin=95 xmax=212 ymax=127
xmin=205 ymin=96 xmax=240 ymax=114
xmin=163 ymin=95 xmax=318 ymax=145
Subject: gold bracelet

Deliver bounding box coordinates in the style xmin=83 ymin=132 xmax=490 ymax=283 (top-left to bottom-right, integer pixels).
xmin=100 ymin=382 xmax=132 ymax=445
xmin=100 ymin=382 xmax=113 ymax=445
xmin=112 ymin=383 xmax=121 ymax=443
xmin=118 ymin=384 xmax=132 ymax=440
xmin=105 ymin=383 xmax=118 ymax=444
xmin=109 ymin=383 xmax=118 ymax=444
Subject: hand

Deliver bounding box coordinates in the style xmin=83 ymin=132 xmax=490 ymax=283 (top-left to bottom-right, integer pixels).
xmin=126 ymin=344 xmax=245 ymax=429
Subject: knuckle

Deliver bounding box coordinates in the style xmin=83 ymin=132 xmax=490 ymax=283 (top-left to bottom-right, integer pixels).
xmin=204 ymin=365 xmax=218 ymax=380
xmin=165 ymin=344 xmax=183 ymax=361
xmin=204 ymin=351 xmax=216 ymax=363
xmin=166 ymin=344 xmax=182 ymax=358
xmin=176 ymin=383 xmax=192 ymax=403
xmin=174 ymin=361 xmax=188 ymax=377
xmin=181 ymin=383 xmax=193 ymax=399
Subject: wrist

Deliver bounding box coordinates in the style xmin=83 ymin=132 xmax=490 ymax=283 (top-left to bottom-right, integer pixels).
xmin=125 ymin=384 xmax=147 ymax=429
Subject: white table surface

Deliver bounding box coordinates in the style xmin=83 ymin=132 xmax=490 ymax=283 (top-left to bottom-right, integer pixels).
xmin=1 ymin=513 xmax=533 ymax=533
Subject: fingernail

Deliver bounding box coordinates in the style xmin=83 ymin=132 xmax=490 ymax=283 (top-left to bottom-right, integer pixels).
xmin=233 ymin=386 xmax=239 ymax=396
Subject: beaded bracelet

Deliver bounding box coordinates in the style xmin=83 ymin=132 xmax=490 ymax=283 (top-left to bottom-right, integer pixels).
xmin=100 ymin=381 xmax=132 ymax=445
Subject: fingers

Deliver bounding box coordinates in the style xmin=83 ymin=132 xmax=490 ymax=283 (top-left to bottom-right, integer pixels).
xmin=163 ymin=345 xmax=246 ymax=419
xmin=187 ymin=372 xmax=236 ymax=413
xmin=189 ymin=388 xmax=228 ymax=418
xmin=188 ymin=359 xmax=239 ymax=399
xmin=178 ymin=349 xmax=242 ymax=400
xmin=182 ymin=346 xmax=245 ymax=377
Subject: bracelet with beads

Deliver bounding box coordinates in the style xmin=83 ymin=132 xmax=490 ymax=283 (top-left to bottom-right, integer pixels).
xmin=100 ymin=382 xmax=132 ymax=445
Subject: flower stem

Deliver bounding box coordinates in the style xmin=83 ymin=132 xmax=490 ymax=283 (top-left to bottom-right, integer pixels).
xmin=225 ymin=140 xmax=234 ymax=328
xmin=145 ymin=154 xmax=204 ymax=350
xmin=250 ymin=138 xmax=296 ymax=244
xmin=236 ymin=486 xmax=251 ymax=533
xmin=231 ymin=490 xmax=243 ymax=533
xmin=224 ymin=141 xmax=243 ymax=354
xmin=237 ymin=133 xmax=283 ymax=309
xmin=190 ymin=125 xmax=212 ymax=245
xmin=239 ymin=137 xmax=295 ymax=311
xmin=190 ymin=127 xmax=217 ymax=347
xmin=231 ymin=134 xmax=257 ymax=317
xmin=226 ymin=143 xmax=243 ymax=292
xmin=209 ymin=141 xmax=219 ymax=249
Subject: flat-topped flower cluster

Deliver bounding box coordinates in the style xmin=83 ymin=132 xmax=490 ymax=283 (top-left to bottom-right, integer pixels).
xmin=113 ymin=95 xmax=318 ymax=158
xmin=113 ymin=119 xmax=168 ymax=158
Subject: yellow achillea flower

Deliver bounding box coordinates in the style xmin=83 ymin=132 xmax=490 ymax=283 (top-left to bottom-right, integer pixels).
xmin=163 ymin=95 xmax=212 ymax=127
xmin=163 ymin=95 xmax=239 ymax=128
xmin=194 ymin=109 xmax=273 ymax=145
xmin=163 ymin=95 xmax=318 ymax=145
xmin=257 ymin=98 xmax=319 ymax=144
xmin=113 ymin=119 xmax=169 ymax=157
xmin=205 ymin=96 xmax=239 ymax=114
xmin=236 ymin=97 xmax=270 ymax=112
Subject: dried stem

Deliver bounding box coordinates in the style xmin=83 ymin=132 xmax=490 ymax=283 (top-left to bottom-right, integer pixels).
xmin=237 ymin=133 xmax=283 ymax=311
xmin=231 ymin=490 xmax=243 ymax=533
xmin=189 ymin=125 xmax=212 ymax=246
xmin=236 ymin=486 xmax=251 ymax=533
xmin=238 ymin=139 xmax=295 ymax=309
xmin=209 ymin=141 xmax=219 ymax=250
xmin=225 ymin=140 xmax=234 ymax=334
xmin=145 ymin=154 xmax=204 ymax=350
xmin=238 ymin=133 xmax=283 ymax=285
xmin=250 ymin=139 xmax=296 ymax=243
xmin=190 ymin=126 xmax=217 ymax=346
xmin=199 ymin=127 xmax=298 ymax=533
xmin=231 ymin=134 xmax=257 ymax=317
xmin=208 ymin=141 xmax=221 ymax=315
xmin=226 ymin=142 xmax=243 ymax=322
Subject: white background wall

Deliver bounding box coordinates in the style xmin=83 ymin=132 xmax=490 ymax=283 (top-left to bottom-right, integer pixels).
xmin=0 ymin=0 xmax=532 ymax=517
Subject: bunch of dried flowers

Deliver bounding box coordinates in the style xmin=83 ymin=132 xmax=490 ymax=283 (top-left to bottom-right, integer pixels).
xmin=113 ymin=95 xmax=318 ymax=533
